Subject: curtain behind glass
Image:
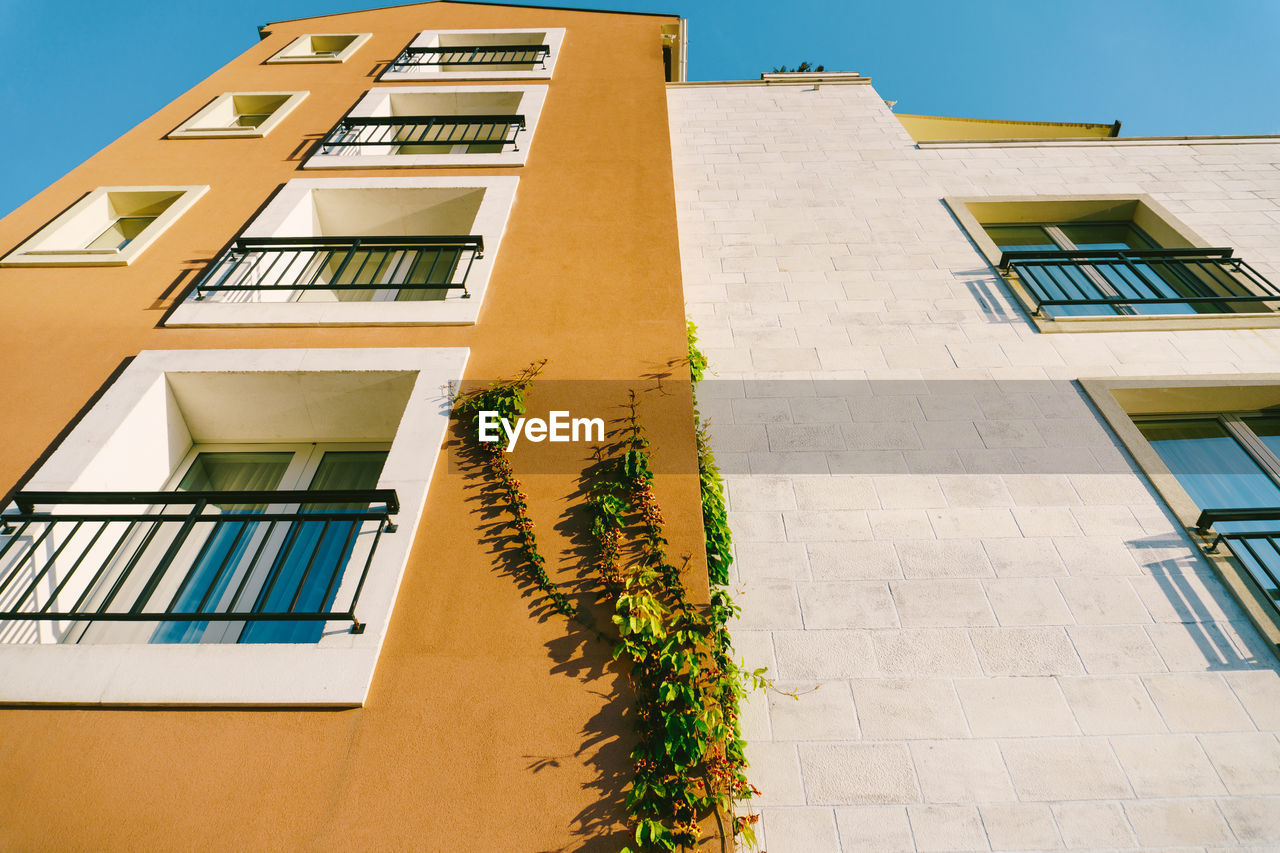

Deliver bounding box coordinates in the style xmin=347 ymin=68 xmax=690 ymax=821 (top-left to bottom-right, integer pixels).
xmin=240 ymin=451 xmax=386 ymax=644
xmin=149 ymin=452 xmax=291 ymax=644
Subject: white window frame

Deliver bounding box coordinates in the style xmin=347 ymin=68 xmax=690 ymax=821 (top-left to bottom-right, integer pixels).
xmin=0 ymin=347 xmax=468 ymax=706
xmin=380 ymin=28 xmax=565 ymax=82
xmin=1 ymin=186 xmax=208 ymax=267
xmin=305 ymin=85 xmax=547 ymax=169
xmin=164 ymin=176 xmax=518 ymax=328
xmin=266 ymin=33 xmax=371 ymax=64
xmin=169 ymin=91 xmax=308 ymax=139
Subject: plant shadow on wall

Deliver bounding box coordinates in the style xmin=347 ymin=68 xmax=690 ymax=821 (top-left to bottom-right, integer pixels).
xmin=450 ymin=329 xmax=765 ymax=853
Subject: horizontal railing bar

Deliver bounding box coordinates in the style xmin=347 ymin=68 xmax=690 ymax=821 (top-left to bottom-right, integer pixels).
xmin=1032 ymin=295 xmax=1280 ymax=306
xmin=13 ymin=489 xmax=399 ymax=513
xmin=1197 ymin=507 xmax=1280 ymax=531
xmin=1000 ymin=247 xmax=1237 ymax=268
xmin=334 ymin=114 xmax=526 ymax=128
xmin=1 ymin=511 xmax=391 ymax=524
xmin=394 ymin=45 xmax=550 ymax=66
xmin=229 ymin=236 xmax=482 ymax=249
xmin=0 ymin=611 xmax=356 ymax=622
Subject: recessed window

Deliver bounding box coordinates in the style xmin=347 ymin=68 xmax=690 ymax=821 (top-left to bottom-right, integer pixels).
xmin=947 ymin=195 xmax=1280 ymax=330
xmin=266 ymin=33 xmax=370 ymax=64
xmin=380 ymin=28 xmax=564 ymax=81
xmin=0 ymin=186 xmax=208 ymax=267
xmin=169 ymin=92 xmax=307 ymax=139
xmin=165 ymin=177 xmax=518 ymax=327
xmin=306 ymin=85 xmax=547 ymax=169
xmin=1082 ymin=378 xmax=1280 ymax=647
xmin=0 ymin=346 xmax=467 ymax=705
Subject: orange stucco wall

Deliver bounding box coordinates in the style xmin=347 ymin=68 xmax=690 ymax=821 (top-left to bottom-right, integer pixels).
xmin=0 ymin=3 xmax=703 ymax=849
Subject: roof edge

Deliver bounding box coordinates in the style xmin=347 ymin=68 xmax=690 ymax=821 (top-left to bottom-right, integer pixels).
xmin=261 ymin=0 xmax=680 ymax=28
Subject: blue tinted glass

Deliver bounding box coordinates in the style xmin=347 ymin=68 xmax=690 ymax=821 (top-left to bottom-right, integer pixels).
xmin=1137 ymin=418 xmax=1280 ymax=509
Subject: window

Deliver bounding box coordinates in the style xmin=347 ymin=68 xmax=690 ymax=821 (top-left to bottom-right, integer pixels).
xmin=169 ymin=92 xmax=307 ymax=139
xmin=380 ymin=29 xmax=564 ymax=82
xmin=265 ymin=33 xmax=370 ymax=64
xmin=306 ymin=85 xmax=547 ymax=169
xmin=165 ymin=176 xmax=519 ymax=327
xmin=58 ymin=442 xmax=389 ymax=647
xmin=946 ymin=195 xmax=1280 ymax=331
xmin=1136 ymin=413 xmax=1280 ymax=610
xmin=0 ymin=347 xmax=468 ymax=705
xmin=1 ymin=186 xmax=208 ymax=267
xmin=1082 ymin=377 xmax=1280 ymax=648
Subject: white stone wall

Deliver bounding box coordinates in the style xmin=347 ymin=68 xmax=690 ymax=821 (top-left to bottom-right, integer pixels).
xmin=669 ymin=79 xmax=1280 ymax=851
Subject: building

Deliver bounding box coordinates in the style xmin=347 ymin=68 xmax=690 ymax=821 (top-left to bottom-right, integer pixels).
xmin=670 ymin=72 xmax=1280 ymax=849
xmin=0 ymin=4 xmax=705 ymax=850
xmin=5 ymin=4 xmax=1280 ymax=851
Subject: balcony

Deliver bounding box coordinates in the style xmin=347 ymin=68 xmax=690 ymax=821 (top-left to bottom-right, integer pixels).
xmin=191 ymin=235 xmax=483 ymax=302
xmin=1000 ymin=247 xmax=1280 ymax=317
xmin=390 ymin=43 xmax=550 ymax=72
xmin=0 ymin=489 xmax=399 ymax=643
xmin=379 ymin=29 xmax=563 ymax=82
xmin=319 ymin=114 xmax=526 ymax=155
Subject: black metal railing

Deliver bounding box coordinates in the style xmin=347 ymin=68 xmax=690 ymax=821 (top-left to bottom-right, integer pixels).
xmin=191 ymin=236 xmax=483 ymax=301
xmin=319 ymin=115 xmax=526 ymax=154
xmin=0 ymin=490 xmax=399 ymax=637
xmin=1196 ymin=507 xmax=1280 ymax=613
xmin=999 ymin=248 xmax=1280 ymax=315
xmin=389 ymin=44 xmax=550 ymax=71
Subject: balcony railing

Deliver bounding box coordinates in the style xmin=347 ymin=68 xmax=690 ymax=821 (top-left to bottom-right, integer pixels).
xmin=1196 ymin=507 xmax=1280 ymax=615
xmin=0 ymin=490 xmax=399 ymax=637
xmin=389 ymin=44 xmax=550 ymax=71
xmin=192 ymin=235 xmax=483 ymax=301
xmin=319 ymin=115 xmax=526 ymax=154
xmin=999 ymin=248 xmax=1280 ymax=316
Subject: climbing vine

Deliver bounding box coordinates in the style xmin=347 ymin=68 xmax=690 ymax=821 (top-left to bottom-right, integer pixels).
xmin=451 ymin=326 xmax=763 ymax=852
xmin=451 ymin=359 xmax=575 ymax=620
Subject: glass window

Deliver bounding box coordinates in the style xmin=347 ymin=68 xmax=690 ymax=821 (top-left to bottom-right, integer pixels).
xmin=84 ymin=215 xmax=158 ymax=251
xmin=1137 ymin=414 xmax=1280 ymax=603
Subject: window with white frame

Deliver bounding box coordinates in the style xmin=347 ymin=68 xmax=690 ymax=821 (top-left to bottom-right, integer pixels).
xmin=307 ymin=85 xmax=547 ymax=169
xmin=380 ymin=28 xmax=564 ymax=82
xmin=266 ymin=33 xmax=370 ymax=64
xmin=169 ymin=92 xmax=308 ymax=139
xmin=0 ymin=347 xmax=467 ymax=705
xmin=1 ymin=186 xmax=208 ymax=267
xmin=165 ymin=176 xmax=518 ymax=327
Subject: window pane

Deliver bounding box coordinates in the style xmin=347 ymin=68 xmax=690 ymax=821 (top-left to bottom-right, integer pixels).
xmin=1241 ymin=416 xmax=1280 ymax=462
xmin=1137 ymin=418 xmax=1280 ymax=509
xmin=233 ymin=113 xmax=270 ymax=128
xmin=984 ymin=224 xmax=1057 ymax=252
xmin=240 ymin=450 xmax=388 ymax=644
xmin=83 ymin=215 xmax=157 ymax=250
xmin=1057 ymin=221 xmax=1155 ymax=250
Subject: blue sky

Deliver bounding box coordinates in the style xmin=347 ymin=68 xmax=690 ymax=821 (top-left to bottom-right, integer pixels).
xmin=1 ymin=0 xmax=1277 ymax=217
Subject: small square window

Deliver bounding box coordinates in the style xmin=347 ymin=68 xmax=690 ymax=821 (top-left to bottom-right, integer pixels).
xmin=169 ymin=92 xmax=307 ymax=139
xmin=0 ymin=186 xmax=208 ymax=267
xmin=947 ymin=195 xmax=1280 ymax=331
xmin=266 ymin=33 xmax=370 ymax=64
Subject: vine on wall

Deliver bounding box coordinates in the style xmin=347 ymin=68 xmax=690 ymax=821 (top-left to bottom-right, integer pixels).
xmin=451 ymin=324 xmax=762 ymax=852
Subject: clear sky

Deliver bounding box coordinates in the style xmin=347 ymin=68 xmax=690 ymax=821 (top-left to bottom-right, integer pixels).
xmin=1 ymin=0 xmax=1277 ymax=217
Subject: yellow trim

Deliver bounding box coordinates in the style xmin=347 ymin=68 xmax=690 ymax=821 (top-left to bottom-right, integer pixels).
xmin=897 ymin=113 xmax=1119 ymax=143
